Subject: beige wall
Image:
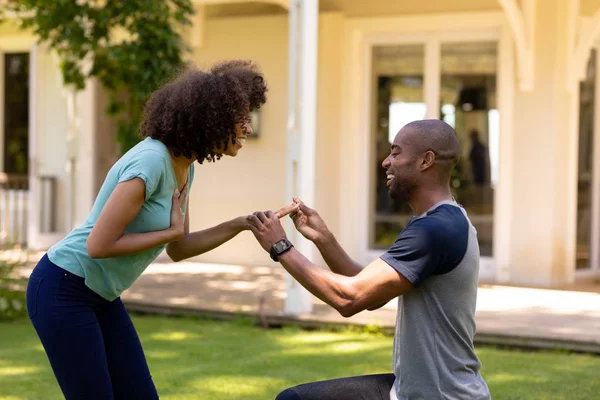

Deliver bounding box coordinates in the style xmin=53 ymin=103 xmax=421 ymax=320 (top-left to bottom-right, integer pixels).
xmin=321 ymin=0 xmax=500 ymax=17
xmin=582 ymin=0 xmax=600 ymax=16
xmin=186 ymin=14 xmax=289 ymax=266
xmin=312 ymin=12 xmax=344 ymax=266
xmin=185 ymin=13 xmax=345 ymax=268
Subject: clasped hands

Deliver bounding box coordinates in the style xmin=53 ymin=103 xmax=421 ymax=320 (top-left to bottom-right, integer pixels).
xmin=245 ymin=197 xmax=329 ymax=255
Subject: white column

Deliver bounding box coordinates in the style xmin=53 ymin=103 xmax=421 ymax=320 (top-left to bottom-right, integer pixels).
xmin=424 ymin=38 xmax=440 ymax=119
xmin=65 ymin=88 xmax=77 ymax=232
xmin=285 ymin=0 xmax=319 ymax=314
xmin=27 ymin=43 xmax=40 ymax=248
xmin=494 ymin=24 xmax=516 ymax=283
xmin=74 ymin=79 xmax=98 ymax=227
xmin=64 ymin=74 xmax=97 ymax=231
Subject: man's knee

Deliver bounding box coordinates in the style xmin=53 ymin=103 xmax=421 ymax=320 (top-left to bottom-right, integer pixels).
xmin=275 ymin=388 xmax=301 ymax=400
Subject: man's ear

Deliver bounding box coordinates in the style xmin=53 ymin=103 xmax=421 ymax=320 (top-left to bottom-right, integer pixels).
xmin=420 ymin=150 xmax=436 ymax=170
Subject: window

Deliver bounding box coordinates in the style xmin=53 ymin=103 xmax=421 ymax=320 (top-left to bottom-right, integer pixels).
xmin=440 ymin=42 xmax=498 ymax=256
xmin=370 ymin=40 xmax=498 ymax=257
xmin=3 ymin=53 xmax=29 ymax=180
xmin=576 ymin=49 xmax=596 ymax=270
xmin=371 ymin=45 xmax=425 ymax=248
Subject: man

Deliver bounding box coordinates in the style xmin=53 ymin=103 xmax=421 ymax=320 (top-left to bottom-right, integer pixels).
xmin=247 ymin=120 xmax=490 ymax=400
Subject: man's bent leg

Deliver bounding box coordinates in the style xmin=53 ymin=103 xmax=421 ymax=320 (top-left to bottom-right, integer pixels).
xmin=276 ymin=374 xmax=395 ymax=400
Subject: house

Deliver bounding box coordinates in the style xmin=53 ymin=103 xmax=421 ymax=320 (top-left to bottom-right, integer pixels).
xmin=1 ymin=1 xmax=599 ymax=309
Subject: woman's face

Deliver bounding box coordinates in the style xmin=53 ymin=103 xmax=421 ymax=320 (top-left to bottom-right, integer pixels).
xmin=215 ymin=118 xmax=253 ymax=157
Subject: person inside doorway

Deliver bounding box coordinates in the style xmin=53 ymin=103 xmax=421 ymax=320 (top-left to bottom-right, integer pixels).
xmin=468 ymin=129 xmax=488 ymax=186
xmin=247 ymin=119 xmax=490 ymax=400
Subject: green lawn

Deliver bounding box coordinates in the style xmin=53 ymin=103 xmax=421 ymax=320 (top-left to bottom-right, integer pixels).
xmin=1 ymin=315 xmax=599 ymax=399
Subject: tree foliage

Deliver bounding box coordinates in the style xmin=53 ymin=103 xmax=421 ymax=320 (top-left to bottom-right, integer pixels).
xmin=2 ymin=0 xmax=194 ymax=154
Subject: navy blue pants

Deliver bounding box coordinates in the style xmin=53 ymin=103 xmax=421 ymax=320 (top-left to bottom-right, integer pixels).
xmin=26 ymin=254 xmax=159 ymax=399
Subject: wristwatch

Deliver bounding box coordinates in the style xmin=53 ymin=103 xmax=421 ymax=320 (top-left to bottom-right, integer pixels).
xmin=270 ymin=238 xmax=294 ymax=262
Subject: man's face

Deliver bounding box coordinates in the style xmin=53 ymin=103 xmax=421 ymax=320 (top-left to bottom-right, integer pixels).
xmin=381 ymin=130 xmax=419 ymax=202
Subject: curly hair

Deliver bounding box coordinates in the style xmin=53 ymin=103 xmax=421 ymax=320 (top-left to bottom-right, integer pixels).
xmin=140 ymin=60 xmax=268 ymax=163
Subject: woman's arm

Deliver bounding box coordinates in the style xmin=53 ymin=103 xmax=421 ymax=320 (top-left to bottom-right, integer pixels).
xmin=166 ymin=201 xmax=299 ymax=262
xmin=86 ymin=179 xmax=185 ymax=259
xmin=166 ymin=205 xmax=246 ymax=262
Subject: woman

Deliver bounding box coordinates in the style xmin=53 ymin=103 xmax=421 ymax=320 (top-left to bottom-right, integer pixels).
xmin=26 ymin=60 xmax=282 ymax=399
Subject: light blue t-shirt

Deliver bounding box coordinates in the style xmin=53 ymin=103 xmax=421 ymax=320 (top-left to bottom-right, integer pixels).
xmin=48 ymin=137 xmax=194 ymax=301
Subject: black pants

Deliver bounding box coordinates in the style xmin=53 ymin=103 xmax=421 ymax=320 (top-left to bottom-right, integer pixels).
xmin=276 ymin=374 xmax=395 ymax=400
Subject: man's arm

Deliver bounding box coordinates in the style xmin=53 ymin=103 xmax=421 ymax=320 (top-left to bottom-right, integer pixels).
xmin=314 ymin=234 xmax=390 ymax=310
xmin=290 ymin=199 xmax=363 ymax=276
xmin=314 ymin=233 xmax=364 ymax=277
xmin=277 ymin=248 xmax=412 ymax=317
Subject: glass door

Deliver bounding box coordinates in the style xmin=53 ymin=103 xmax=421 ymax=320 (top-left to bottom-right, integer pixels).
xmin=576 ymin=49 xmax=600 ymax=275
xmin=369 ymin=39 xmax=498 ymax=258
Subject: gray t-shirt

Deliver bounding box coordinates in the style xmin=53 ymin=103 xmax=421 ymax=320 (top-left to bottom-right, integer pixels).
xmin=380 ymin=201 xmax=490 ymax=400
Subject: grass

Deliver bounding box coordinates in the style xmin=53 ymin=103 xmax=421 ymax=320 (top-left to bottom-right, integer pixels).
xmin=0 ymin=315 xmax=599 ymax=399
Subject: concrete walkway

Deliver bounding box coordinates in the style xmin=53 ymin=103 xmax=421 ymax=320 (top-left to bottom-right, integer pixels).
xmin=119 ymin=260 xmax=600 ymax=354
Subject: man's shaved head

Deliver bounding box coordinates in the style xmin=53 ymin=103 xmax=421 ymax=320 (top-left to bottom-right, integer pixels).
xmin=382 ymin=119 xmax=461 ymax=203
xmin=397 ymin=119 xmax=460 ymax=181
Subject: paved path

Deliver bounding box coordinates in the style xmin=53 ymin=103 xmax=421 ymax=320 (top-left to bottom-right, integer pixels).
xmin=120 ymin=260 xmax=600 ymax=353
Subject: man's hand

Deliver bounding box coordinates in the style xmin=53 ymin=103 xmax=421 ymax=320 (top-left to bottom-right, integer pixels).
xmin=247 ymin=211 xmax=288 ymax=252
xmin=290 ymin=197 xmax=330 ymax=243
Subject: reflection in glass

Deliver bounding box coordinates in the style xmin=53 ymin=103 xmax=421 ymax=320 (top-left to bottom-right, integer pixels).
xmin=371 ymin=45 xmax=425 ymax=248
xmin=441 ymin=42 xmax=498 ymax=256
xmin=576 ymin=50 xmax=596 ymax=269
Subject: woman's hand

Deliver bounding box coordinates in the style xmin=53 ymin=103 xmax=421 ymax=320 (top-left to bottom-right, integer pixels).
xmin=169 ymin=184 xmax=188 ymax=240
xmin=240 ymin=201 xmax=299 ymax=231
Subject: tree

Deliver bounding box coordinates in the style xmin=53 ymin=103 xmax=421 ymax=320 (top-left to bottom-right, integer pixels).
xmin=1 ymin=0 xmax=194 ymax=154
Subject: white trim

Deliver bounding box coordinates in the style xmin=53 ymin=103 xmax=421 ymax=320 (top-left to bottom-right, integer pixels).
xmin=591 ymin=49 xmax=600 ymax=274
xmin=27 ymin=44 xmax=66 ymax=250
xmin=27 ymin=44 xmax=38 ymax=248
xmin=284 ymin=0 xmax=318 ymax=315
xmin=346 ymin=12 xmax=505 ymax=33
xmin=191 ymin=0 xmax=289 ymax=10
xmin=575 ymin=46 xmax=600 ymax=278
xmin=494 ymin=23 xmax=515 ymax=283
xmin=497 ymin=0 xmax=536 ymax=91
xmin=575 ymin=268 xmax=600 ymax=280
xmin=341 ymin=12 xmax=510 ymax=273
xmin=567 ymin=78 xmax=582 ymax=283
xmin=424 ymin=38 xmax=440 ymax=119
xmin=566 ymin=0 xmax=580 ymax=92
xmin=572 ymin=9 xmax=600 ymax=91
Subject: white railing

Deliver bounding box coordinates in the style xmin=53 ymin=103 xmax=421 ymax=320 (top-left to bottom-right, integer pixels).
xmin=0 ymin=174 xmax=29 ymax=248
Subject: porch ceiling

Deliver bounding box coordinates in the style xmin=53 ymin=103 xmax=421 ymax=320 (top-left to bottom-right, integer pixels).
xmin=204 ymin=0 xmax=502 ymax=19
xmin=320 ymin=0 xmax=501 ymax=17
xmin=582 ymin=0 xmax=600 ymax=16
xmin=205 ymin=2 xmax=287 ymax=18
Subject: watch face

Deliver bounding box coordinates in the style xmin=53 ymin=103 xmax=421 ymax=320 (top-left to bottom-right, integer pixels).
xmin=274 ymin=241 xmax=286 ymax=252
